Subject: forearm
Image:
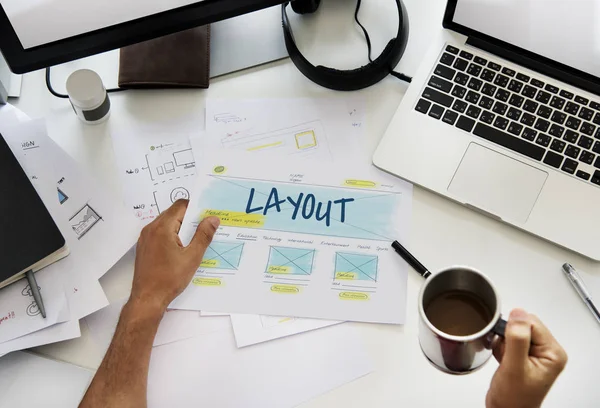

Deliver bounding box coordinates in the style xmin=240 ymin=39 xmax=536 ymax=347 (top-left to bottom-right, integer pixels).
xmin=80 ymin=298 xmax=164 ymax=408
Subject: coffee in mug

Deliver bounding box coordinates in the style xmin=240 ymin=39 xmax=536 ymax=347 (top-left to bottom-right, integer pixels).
xmin=424 ymin=290 xmax=494 ymax=336
xmin=418 ymin=266 xmax=506 ymax=374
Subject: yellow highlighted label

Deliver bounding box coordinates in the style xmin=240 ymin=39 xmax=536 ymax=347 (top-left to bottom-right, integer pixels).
xmin=268 ymin=265 xmax=291 ymax=274
xmin=247 ymin=141 xmax=282 ymax=151
xmin=335 ymin=272 xmax=357 ymax=280
xmin=201 ymin=209 xmax=265 ymax=228
xmin=200 ymin=259 xmax=219 ymax=268
xmin=270 ymin=284 xmax=301 ymax=294
xmin=344 ymin=179 xmax=377 ymax=188
xmin=339 ymin=291 xmax=370 ymax=301
xmin=192 ymin=277 xmax=222 ymax=287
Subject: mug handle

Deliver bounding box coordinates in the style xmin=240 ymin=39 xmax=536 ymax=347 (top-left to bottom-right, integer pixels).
xmin=493 ymin=318 xmax=507 ymax=337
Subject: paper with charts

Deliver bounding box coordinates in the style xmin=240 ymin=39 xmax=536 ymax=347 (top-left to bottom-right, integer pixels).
xmin=170 ymin=153 xmax=412 ymax=323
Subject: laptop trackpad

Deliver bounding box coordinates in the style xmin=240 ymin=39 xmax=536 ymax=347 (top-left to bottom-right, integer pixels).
xmin=448 ymin=143 xmax=548 ymax=224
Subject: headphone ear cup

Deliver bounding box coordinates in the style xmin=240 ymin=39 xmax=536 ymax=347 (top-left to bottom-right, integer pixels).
xmin=291 ymin=0 xmax=321 ymax=14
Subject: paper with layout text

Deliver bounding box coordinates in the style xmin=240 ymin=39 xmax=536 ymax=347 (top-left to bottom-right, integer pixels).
xmin=171 ymin=153 xmax=412 ymax=323
xmin=192 ymin=137 xmax=344 ymax=342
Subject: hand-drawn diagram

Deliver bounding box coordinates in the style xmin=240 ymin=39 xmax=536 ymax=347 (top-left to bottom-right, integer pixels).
xmin=334 ymin=252 xmax=378 ymax=282
xmin=26 ymin=302 xmax=40 ymax=316
xmin=200 ymin=242 xmax=244 ymax=270
xmin=21 ymin=284 xmax=41 ymax=317
xmin=220 ymin=121 xmax=329 ymax=158
xmin=21 ymin=284 xmax=38 ymax=297
xmin=141 ymin=144 xmax=197 ymax=218
xmin=57 ymin=187 xmax=68 ymax=204
xmin=69 ymin=204 xmax=102 ymax=239
xmin=266 ymin=247 xmax=316 ymax=276
xmin=259 ymin=315 xmax=296 ymax=328
xmin=170 ymin=187 xmax=190 ymax=203
xmin=147 ymin=145 xmax=196 ymax=184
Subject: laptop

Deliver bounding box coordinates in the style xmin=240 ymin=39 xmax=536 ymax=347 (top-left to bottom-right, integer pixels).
xmin=374 ymin=0 xmax=600 ymax=260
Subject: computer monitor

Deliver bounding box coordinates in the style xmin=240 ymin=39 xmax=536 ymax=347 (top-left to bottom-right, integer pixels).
xmin=0 ymin=0 xmax=287 ymax=74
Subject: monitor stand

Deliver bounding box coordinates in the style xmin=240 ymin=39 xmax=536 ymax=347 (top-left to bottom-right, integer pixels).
xmin=44 ymin=6 xmax=289 ymax=94
xmin=210 ymin=6 xmax=288 ymax=78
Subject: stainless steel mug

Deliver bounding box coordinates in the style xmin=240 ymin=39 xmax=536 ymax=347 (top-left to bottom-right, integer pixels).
xmin=417 ymin=266 xmax=506 ymax=374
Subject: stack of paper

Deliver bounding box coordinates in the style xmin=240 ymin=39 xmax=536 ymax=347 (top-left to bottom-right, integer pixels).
xmin=29 ymin=96 xmax=410 ymax=407
xmin=0 ymin=104 xmax=140 ymax=357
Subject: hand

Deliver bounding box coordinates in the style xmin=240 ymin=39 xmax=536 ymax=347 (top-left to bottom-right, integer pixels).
xmin=486 ymin=308 xmax=568 ymax=408
xmin=129 ymin=199 xmax=220 ymax=314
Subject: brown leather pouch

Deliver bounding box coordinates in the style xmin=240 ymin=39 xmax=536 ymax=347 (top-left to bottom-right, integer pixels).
xmin=118 ymin=26 xmax=210 ymax=89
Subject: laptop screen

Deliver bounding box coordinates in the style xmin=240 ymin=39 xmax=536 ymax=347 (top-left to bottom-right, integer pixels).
xmin=453 ymin=0 xmax=600 ymax=80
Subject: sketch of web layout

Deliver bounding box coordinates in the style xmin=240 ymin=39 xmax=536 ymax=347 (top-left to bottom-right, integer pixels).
xmin=171 ymin=154 xmax=413 ymax=324
xmin=219 ymin=121 xmax=333 ymax=160
xmin=146 ymin=142 xmax=197 ymax=215
xmin=146 ymin=143 xmax=196 ymax=185
xmin=112 ymin=135 xmax=198 ymax=224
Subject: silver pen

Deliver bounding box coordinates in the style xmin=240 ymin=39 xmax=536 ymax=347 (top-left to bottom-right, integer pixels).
xmin=562 ymin=263 xmax=600 ymax=325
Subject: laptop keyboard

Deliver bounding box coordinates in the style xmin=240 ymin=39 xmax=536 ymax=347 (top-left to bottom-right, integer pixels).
xmin=416 ymin=44 xmax=600 ymax=186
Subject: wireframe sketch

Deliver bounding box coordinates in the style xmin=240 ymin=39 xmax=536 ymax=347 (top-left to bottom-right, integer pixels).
xmin=220 ymin=120 xmax=328 ymax=158
xmin=266 ymin=247 xmax=316 ymax=276
xmin=69 ymin=204 xmax=102 ymax=239
xmin=170 ymin=187 xmax=190 ymax=203
xmin=334 ymin=252 xmax=378 ymax=282
xmin=259 ymin=315 xmax=296 ymax=328
xmin=200 ymin=242 xmax=244 ymax=270
xmin=294 ymin=130 xmax=317 ymax=150
xmin=173 ymin=149 xmax=195 ymax=167
xmin=57 ymin=187 xmax=68 ymax=204
xmin=146 ymin=145 xmax=196 ymax=183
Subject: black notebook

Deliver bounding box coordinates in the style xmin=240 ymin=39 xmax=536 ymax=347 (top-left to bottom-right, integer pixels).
xmin=0 ymin=133 xmax=68 ymax=288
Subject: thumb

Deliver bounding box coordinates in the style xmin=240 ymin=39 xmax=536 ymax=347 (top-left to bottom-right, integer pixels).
xmin=502 ymin=308 xmax=532 ymax=371
xmin=188 ymin=216 xmax=220 ymax=253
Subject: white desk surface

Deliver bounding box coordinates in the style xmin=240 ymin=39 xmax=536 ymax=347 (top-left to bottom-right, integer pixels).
xmin=11 ymin=0 xmax=600 ymax=406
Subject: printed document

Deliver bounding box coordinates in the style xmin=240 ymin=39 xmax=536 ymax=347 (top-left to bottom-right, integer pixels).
xmin=171 ymin=152 xmax=412 ymax=323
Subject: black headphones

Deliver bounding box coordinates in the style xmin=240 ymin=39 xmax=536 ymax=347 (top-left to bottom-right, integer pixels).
xmin=282 ymin=0 xmax=409 ymax=91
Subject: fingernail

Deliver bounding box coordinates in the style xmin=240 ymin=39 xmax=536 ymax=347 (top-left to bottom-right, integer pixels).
xmin=207 ymin=216 xmax=221 ymax=229
xmin=509 ymin=308 xmax=529 ymax=322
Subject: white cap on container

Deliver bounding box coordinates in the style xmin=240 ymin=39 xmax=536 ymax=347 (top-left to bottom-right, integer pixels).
xmin=66 ymin=69 xmax=105 ymax=110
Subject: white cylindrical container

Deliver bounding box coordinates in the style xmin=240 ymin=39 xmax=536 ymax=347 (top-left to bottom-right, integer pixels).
xmin=66 ymin=69 xmax=110 ymax=124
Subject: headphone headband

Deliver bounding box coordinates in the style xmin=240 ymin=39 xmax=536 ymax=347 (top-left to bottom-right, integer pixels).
xmin=282 ymin=0 xmax=409 ymax=91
